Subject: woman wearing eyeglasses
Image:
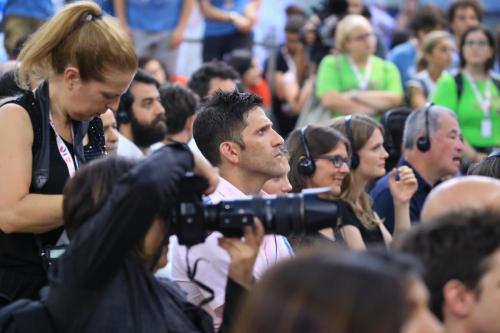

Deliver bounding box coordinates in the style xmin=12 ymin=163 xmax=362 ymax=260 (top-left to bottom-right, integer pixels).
xmin=432 ymin=26 xmax=500 ymax=163
xmin=330 ymin=115 xmax=417 ymax=250
xmin=316 ymin=14 xmax=403 ymax=117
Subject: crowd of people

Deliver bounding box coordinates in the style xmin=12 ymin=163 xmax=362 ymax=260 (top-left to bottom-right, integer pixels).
xmin=0 ymin=0 xmax=500 ymax=333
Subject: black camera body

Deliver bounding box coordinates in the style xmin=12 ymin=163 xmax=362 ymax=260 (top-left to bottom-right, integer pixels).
xmin=171 ymin=175 xmax=339 ymax=247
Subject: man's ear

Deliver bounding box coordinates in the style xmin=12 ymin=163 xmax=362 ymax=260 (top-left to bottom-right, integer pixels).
xmin=219 ymin=141 xmax=241 ymax=165
xmin=63 ymin=66 xmax=81 ymax=91
xmin=443 ymin=279 xmax=475 ymax=319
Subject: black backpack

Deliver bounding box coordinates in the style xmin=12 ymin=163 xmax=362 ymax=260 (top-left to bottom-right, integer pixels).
xmin=0 ymin=298 xmax=55 ymax=333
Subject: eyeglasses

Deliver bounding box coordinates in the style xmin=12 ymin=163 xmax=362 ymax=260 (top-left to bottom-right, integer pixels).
xmin=349 ymin=32 xmax=375 ymax=43
xmin=464 ymin=40 xmax=489 ymax=48
xmin=315 ymin=155 xmax=351 ymax=168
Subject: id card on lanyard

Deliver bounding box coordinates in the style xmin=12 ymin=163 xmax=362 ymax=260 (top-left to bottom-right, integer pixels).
xmin=349 ymin=56 xmax=373 ymax=91
xmin=463 ymin=70 xmax=492 ymax=138
xmin=49 ymin=113 xmax=78 ymax=177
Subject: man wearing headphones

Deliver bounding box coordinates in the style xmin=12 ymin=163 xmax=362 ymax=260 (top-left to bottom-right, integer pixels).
xmin=370 ymin=104 xmax=464 ymax=233
xmin=116 ymin=69 xmax=166 ymax=155
xmin=169 ymin=90 xmax=292 ymax=330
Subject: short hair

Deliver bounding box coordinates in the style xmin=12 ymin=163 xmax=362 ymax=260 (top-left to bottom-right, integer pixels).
xmin=286 ymin=125 xmax=350 ymax=193
xmin=188 ymin=61 xmax=239 ymax=99
xmin=447 ymin=0 xmax=483 ymax=24
xmin=63 ymin=156 xmax=138 ymax=239
xmin=117 ymin=69 xmax=159 ymax=124
xmin=234 ymin=248 xmax=408 ymax=333
xmin=397 ymin=210 xmax=500 ymax=320
xmin=459 ymin=26 xmax=497 ymax=71
xmin=468 ymin=152 xmax=500 ymax=179
xmin=193 ymin=90 xmax=263 ymax=166
xmin=409 ymin=5 xmax=445 ymax=35
xmin=17 ymin=1 xmax=137 ymax=89
xmin=285 ymin=14 xmax=306 ymax=34
xmin=227 ymin=49 xmax=253 ymax=78
xmin=335 ymin=14 xmax=372 ymax=53
xmin=402 ymin=105 xmax=455 ymax=150
xmin=159 ymin=83 xmax=198 ymax=135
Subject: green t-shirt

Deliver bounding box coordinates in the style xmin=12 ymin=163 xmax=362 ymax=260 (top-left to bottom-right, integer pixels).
xmin=432 ymin=72 xmax=500 ymax=148
xmin=316 ymin=54 xmax=403 ymax=98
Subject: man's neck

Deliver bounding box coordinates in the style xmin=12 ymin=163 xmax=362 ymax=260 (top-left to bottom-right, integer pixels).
xmin=163 ymin=131 xmax=190 ymax=144
xmin=444 ymin=315 xmax=471 ymax=333
xmin=219 ymin=167 xmax=267 ymax=196
xmin=404 ymin=151 xmax=440 ymax=186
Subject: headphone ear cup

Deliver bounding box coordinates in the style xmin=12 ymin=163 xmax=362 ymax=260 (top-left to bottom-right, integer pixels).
xmin=298 ymin=157 xmax=316 ymax=176
xmin=417 ymin=136 xmax=431 ymax=152
xmin=350 ymin=152 xmax=360 ymax=170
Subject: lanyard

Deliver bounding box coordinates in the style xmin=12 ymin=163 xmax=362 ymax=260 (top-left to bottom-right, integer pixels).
xmin=348 ymin=56 xmax=373 ymax=91
xmin=463 ymin=70 xmax=491 ymax=119
xmin=48 ymin=113 xmax=78 ymax=177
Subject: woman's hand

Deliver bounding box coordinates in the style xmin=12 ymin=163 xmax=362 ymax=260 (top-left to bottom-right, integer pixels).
xmin=218 ymin=218 xmax=264 ymax=289
xmin=192 ymin=152 xmax=219 ymax=195
xmin=389 ymin=166 xmax=418 ymax=205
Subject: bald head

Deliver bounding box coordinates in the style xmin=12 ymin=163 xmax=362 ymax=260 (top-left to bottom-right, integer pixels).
xmin=421 ymin=176 xmax=500 ymax=223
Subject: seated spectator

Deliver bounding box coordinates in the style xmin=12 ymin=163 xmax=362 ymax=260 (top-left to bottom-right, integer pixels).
xmin=387 ymin=5 xmax=445 ymax=85
xmin=48 ymin=146 xmax=262 ymax=332
xmin=316 ymin=14 xmax=403 ymax=117
xmin=139 ymin=56 xmax=188 ymax=86
xmin=100 ymin=109 xmax=119 ymax=156
xmin=380 ymin=107 xmax=412 ymax=172
xmin=188 ymin=61 xmax=239 ymax=100
xmin=234 ymin=248 xmax=440 ymax=333
xmin=420 ymin=176 xmax=500 ymax=223
xmin=370 ymin=105 xmax=464 ymax=233
xmin=468 ymin=150 xmax=500 ymax=179
xmin=407 ymin=31 xmax=454 ymax=109
xmin=398 ymin=210 xmax=500 ymax=333
xmin=432 ymin=26 xmax=499 ymax=163
xmin=331 ymin=115 xmax=417 ymax=249
xmin=447 ymin=0 xmax=482 ymax=55
xmin=264 ymin=15 xmax=315 ymax=137
xmin=227 ymin=49 xmax=271 ymax=108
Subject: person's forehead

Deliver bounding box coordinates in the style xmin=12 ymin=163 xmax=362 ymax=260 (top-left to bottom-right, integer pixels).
xmin=131 ymin=82 xmax=159 ymax=99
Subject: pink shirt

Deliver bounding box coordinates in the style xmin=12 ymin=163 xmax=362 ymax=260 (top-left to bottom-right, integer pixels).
xmin=169 ymin=177 xmax=293 ymax=328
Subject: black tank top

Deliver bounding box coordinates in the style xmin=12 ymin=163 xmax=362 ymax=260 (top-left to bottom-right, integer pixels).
xmin=0 ymin=90 xmax=104 ymax=275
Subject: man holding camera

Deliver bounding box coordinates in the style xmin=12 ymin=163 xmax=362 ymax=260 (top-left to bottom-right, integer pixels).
xmin=169 ymin=90 xmax=292 ymax=328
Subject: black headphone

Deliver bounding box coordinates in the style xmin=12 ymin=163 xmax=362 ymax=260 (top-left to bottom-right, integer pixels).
xmin=345 ymin=115 xmax=359 ymax=170
xmin=298 ymin=126 xmax=316 ymax=176
xmin=416 ymin=103 xmax=434 ymax=153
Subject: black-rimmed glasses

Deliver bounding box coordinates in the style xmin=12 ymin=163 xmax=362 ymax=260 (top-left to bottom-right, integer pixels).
xmin=315 ymin=155 xmax=351 ymax=168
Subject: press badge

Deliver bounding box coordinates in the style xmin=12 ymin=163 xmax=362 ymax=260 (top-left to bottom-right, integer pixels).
xmin=481 ymin=118 xmax=492 ymax=137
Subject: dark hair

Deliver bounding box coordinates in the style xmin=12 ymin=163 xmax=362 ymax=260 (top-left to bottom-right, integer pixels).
xmin=286 ymin=126 xmax=350 ymax=193
xmin=285 ymin=14 xmax=306 ymax=34
xmin=117 ymin=68 xmax=160 ymax=124
xmin=227 ymin=49 xmax=253 ymax=78
xmin=467 ymin=153 xmax=500 ymax=179
xmin=409 ymin=5 xmax=445 ymax=35
xmin=397 ymin=210 xmax=500 ymax=320
xmin=233 ymin=248 xmax=407 ymax=333
xmin=188 ymin=61 xmax=240 ymax=99
xmin=138 ymin=56 xmax=169 ymax=81
xmin=159 ymin=83 xmax=198 ymax=135
xmin=0 ymin=69 xmax=28 ymax=100
xmin=447 ymin=0 xmax=483 ymax=25
xmin=459 ymin=25 xmax=496 ymax=71
xmin=63 ymin=156 xmax=138 ymax=239
xmin=193 ymin=90 xmax=263 ymax=166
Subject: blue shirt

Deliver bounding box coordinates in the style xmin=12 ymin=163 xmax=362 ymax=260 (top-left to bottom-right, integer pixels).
xmin=204 ymin=0 xmax=248 ymax=37
xmin=369 ymin=159 xmax=433 ymax=234
xmin=126 ymin=0 xmax=182 ymax=32
xmin=4 ymin=0 xmax=53 ymax=20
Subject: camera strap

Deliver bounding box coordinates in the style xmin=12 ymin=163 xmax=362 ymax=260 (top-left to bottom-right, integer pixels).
xmin=184 ymin=249 xmax=215 ymax=308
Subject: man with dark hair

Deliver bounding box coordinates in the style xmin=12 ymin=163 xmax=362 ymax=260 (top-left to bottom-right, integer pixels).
xmin=447 ymin=0 xmax=482 ymax=46
xmin=116 ymin=69 xmax=166 ymax=154
xmin=398 ymin=210 xmax=500 ymax=333
xmin=157 ymin=83 xmax=198 ymax=144
xmin=387 ymin=5 xmax=446 ymax=84
xmin=170 ymin=90 xmax=291 ymax=329
xmin=188 ymin=61 xmax=240 ymax=99
xmin=370 ymin=105 xmax=464 ymax=233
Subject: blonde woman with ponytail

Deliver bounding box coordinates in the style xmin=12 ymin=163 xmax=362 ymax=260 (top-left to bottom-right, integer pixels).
xmin=0 ymin=1 xmax=137 ymax=304
xmin=407 ymin=31 xmax=454 ymax=109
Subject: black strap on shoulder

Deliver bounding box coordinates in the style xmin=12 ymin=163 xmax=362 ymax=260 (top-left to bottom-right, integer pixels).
xmin=454 ymin=72 xmax=464 ymax=101
xmin=32 ymin=82 xmax=51 ymax=190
